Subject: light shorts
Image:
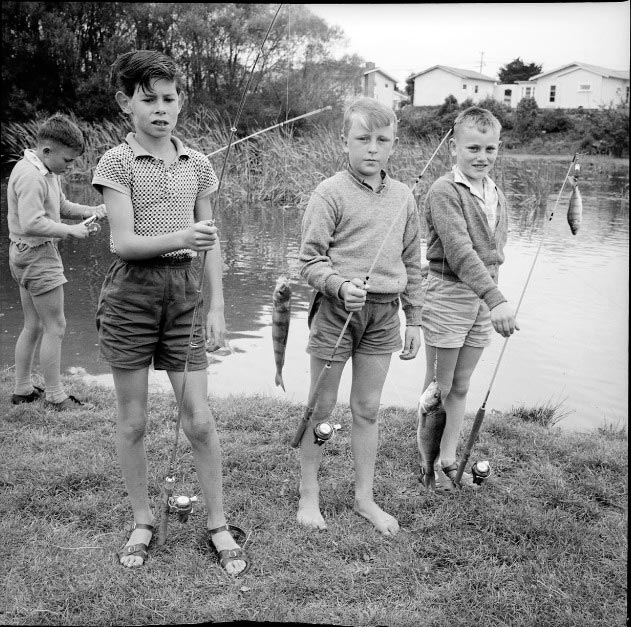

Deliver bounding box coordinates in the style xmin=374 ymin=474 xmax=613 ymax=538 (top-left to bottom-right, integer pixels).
xmin=307 ymin=291 xmax=402 ymax=362
xmin=9 ymin=240 xmax=68 ymax=296
xmin=420 ymin=274 xmax=492 ymax=349
xmin=96 ymin=256 xmax=208 ymax=372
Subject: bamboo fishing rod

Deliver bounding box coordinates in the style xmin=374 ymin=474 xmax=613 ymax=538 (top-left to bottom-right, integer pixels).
xmin=290 ymin=127 xmax=453 ymax=448
xmin=157 ymin=3 xmax=284 ymax=547
xmin=206 ymin=106 xmax=333 ymax=158
xmin=454 ymin=153 xmax=581 ymax=486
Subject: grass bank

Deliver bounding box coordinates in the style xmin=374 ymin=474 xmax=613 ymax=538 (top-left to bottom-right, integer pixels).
xmin=1 ymin=368 xmax=627 ymax=626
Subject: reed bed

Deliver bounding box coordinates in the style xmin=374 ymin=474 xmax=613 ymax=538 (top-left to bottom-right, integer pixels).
xmin=1 ymin=117 xmax=449 ymax=209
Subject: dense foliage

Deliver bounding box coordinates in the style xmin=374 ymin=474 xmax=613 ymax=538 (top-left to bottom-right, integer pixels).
xmin=399 ymin=96 xmax=629 ymax=157
xmin=498 ymin=58 xmax=543 ymax=84
xmin=1 ymin=2 xmax=364 ymax=131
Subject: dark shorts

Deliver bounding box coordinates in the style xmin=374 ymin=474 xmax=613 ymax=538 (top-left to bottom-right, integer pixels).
xmin=9 ymin=241 xmax=67 ymax=296
xmin=307 ymin=291 xmax=402 ymax=362
xmin=96 ymin=257 xmax=208 ymax=371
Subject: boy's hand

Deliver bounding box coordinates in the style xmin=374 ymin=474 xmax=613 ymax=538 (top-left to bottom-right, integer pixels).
xmin=185 ymin=221 xmax=218 ymax=252
xmin=205 ymin=308 xmax=228 ymax=351
xmin=93 ymin=204 xmax=107 ymax=219
xmin=400 ymin=326 xmax=421 ymax=360
xmin=67 ymin=223 xmax=91 ymax=240
xmin=490 ymin=302 xmax=519 ymax=338
xmin=339 ymin=278 xmax=368 ymax=312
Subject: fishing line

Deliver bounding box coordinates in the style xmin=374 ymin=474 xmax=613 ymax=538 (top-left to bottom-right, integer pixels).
xmin=158 ymin=4 xmax=284 ymax=545
xmin=454 ymin=153 xmax=581 ymax=485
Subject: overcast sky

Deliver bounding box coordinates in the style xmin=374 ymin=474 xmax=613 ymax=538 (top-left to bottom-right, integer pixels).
xmin=306 ymin=2 xmax=630 ymax=86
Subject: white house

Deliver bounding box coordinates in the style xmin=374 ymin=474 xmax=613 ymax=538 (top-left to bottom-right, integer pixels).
xmin=410 ymin=65 xmax=496 ymax=106
xmin=524 ymin=62 xmax=629 ymax=109
xmin=360 ymin=62 xmax=407 ymax=110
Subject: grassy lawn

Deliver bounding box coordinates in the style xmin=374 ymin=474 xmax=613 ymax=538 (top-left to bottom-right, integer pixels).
xmin=0 ymin=368 xmax=627 ymax=626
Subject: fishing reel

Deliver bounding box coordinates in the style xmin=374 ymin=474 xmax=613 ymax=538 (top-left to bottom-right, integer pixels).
xmin=470 ymin=460 xmax=491 ymax=485
xmin=168 ymin=494 xmax=198 ymax=523
xmin=81 ymin=215 xmax=101 ymax=236
xmin=313 ymin=421 xmax=342 ymax=446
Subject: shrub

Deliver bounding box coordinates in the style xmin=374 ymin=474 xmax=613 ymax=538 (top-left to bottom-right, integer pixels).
xmin=537 ymin=109 xmax=573 ymax=134
xmin=513 ymin=97 xmax=540 ymax=141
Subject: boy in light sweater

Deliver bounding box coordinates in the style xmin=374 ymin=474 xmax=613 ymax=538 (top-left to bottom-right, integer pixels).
xmin=297 ymin=97 xmax=423 ymax=536
xmin=7 ymin=114 xmax=106 ymax=410
xmin=419 ymin=106 xmax=518 ymax=492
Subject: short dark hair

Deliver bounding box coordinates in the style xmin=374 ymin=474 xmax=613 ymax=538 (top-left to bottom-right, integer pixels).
xmin=111 ymin=50 xmax=183 ymax=96
xmin=37 ymin=114 xmax=85 ymax=153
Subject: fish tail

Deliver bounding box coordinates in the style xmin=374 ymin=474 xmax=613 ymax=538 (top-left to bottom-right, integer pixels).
xmin=275 ymin=371 xmax=285 ymax=392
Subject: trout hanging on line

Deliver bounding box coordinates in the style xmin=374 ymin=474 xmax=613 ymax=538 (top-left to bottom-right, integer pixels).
xmin=567 ymin=170 xmax=583 ymax=236
xmin=272 ymin=276 xmax=292 ymax=391
xmin=417 ymin=379 xmax=447 ymax=491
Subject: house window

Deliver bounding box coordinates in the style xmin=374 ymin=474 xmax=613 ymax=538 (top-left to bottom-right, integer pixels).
xmin=474 ymin=85 xmax=479 ymax=93
xmin=524 ymin=86 xmax=533 ymax=98
xmin=385 ymin=83 xmax=388 ymax=88
xmin=578 ymin=83 xmax=591 ymax=92
xmin=503 ymin=88 xmax=512 ymax=106
xmin=462 ymin=83 xmax=467 ymax=90
xmin=549 ymin=85 xmax=556 ymax=102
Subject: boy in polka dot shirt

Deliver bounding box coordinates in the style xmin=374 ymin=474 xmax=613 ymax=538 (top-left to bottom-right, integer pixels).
xmin=92 ymin=50 xmax=249 ymax=575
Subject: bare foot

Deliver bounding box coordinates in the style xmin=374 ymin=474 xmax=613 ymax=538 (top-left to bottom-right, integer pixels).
xmin=354 ymin=499 xmax=399 ymax=536
xmin=119 ymin=523 xmax=154 ymax=568
xmin=297 ymin=488 xmax=327 ymax=530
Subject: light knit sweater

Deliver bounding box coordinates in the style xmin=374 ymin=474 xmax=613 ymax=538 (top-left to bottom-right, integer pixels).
xmin=423 ymin=171 xmax=509 ymax=310
xmin=299 ymin=169 xmax=424 ymax=325
xmin=7 ymin=150 xmax=95 ymax=246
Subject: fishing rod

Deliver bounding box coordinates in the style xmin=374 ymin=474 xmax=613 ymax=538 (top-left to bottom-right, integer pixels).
xmin=454 ymin=153 xmax=581 ymax=486
xmin=157 ymin=3 xmax=284 ymax=547
xmin=206 ymin=106 xmax=333 ymax=158
xmin=290 ymin=126 xmax=454 ymax=449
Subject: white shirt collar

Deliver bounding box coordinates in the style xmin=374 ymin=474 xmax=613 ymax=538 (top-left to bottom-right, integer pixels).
xmin=23 ymin=149 xmax=51 ymax=175
xmin=452 ymin=164 xmax=496 ymax=200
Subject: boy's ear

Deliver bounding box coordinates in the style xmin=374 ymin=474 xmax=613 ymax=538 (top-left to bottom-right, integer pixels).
xmin=177 ymin=90 xmax=185 ymax=110
xmin=115 ymin=91 xmax=132 ymax=114
xmin=448 ymin=137 xmax=458 ymax=156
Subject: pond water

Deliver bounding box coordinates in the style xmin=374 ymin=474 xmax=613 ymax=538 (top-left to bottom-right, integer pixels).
xmin=1 ymin=156 xmax=628 ymax=433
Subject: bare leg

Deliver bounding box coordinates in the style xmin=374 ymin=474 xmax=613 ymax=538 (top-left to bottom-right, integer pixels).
xmin=13 ymin=286 xmax=43 ymax=394
xmin=30 ymin=286 xmax=66 ymax=397
xmin=111 ymin=366 xmax=154 ymax=568
xmin=349 ymin=352 xmax=399 ymax=536
xmin=167 ymin=369 xmax=246 ymax=576
xmin=297 ymin=355 xmax=346 ymax=530
xmin=436 ymin=345 xmax=484 ymax=467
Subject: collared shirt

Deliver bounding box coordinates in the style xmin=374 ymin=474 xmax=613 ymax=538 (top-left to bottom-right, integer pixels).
xmin=23 ymin=149 xmax=50 ymax=175
xmin=92 ymin=133 xmax=218 ymax=258
xmin=346 ymin=164 xmax=387 ymax=194
xmin=452 ymin=165 xmax=498 ymax=233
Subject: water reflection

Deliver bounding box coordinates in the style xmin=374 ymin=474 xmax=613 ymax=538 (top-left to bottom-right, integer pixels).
xmin=0 ymin=157 xmax=628 ymax=433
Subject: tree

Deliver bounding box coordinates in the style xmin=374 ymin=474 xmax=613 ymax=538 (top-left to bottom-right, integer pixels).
xmin=498 ymin=58 xmax=543 ymax=84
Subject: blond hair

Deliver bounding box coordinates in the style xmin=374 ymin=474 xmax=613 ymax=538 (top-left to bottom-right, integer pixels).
xmin=342 ymin=97 xmax=397 ymax=138
xmin=453 ymin=106 xmax=501 ymax=138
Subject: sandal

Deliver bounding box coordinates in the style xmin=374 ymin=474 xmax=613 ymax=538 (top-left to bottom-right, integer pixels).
xmin=438 ymin=464 xmax=477 ymax=493
xmin=207 ymin=524 xmax=251 ymax=577
xmin=116 ymin=522 xmax=154 ymax=566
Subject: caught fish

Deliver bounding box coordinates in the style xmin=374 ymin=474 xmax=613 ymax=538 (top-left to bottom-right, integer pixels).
xmin=272 ymin=275 xmax=292 ymax=391
xmin=417 ymin=380 xmax=447 ymax=490
xmin=567 ymin=173 xmax=583 ymax=236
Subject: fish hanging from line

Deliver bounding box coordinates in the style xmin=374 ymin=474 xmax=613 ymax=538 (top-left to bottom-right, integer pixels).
xmin=272 ymin=275 xmax=292 ymax=392
xmin=567 ymin=171 xmax=583 ymax=236
xmin=417 ymin=379 xmax=447 ymax=491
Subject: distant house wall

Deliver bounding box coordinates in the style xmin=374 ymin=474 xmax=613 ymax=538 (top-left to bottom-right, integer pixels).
xmin=493 ymin=82 xmax=536 ymax=108
xmin=361 ymin=62 xmax=404 ymax=110
xmin=534 ymin=68 xmax=629 ymax=109
xmin=412 ymin=67 xmax=495 ymax=106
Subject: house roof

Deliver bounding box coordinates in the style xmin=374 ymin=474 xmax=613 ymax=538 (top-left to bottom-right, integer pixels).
xmin=410 ymin=65 xmax=496 ymax=82
xmin=363 ymin=67 xmax=399 ymax=84
xmin=531 ymin=62 xmax=630 ymax=81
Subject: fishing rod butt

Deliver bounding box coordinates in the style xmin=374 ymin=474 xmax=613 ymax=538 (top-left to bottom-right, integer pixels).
xmin=290 ymin=418 xmax=309 ymax=448
xmin=455 ymin=406 xmax=486 ymax=485
xmin=156 ymin=475 xmax=176 ymax=546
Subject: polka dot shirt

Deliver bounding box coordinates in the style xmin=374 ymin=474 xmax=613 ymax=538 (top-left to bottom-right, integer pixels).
xmin=92 ymin=133 xmax=219 ymax=258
